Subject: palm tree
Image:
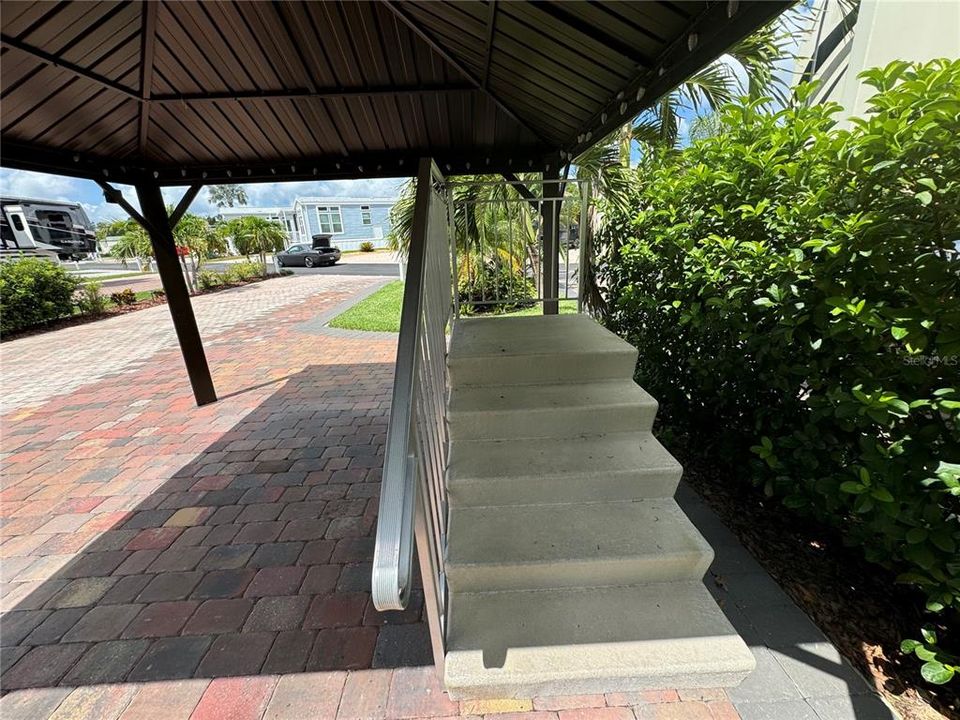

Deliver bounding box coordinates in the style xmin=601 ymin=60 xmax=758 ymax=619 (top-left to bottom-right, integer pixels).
xmin=98 ymin=219 xmax=152 ymax=270
xmin=207 ymin=185 xmax=248 ymax=208
xmin=233 ymin=216 xmax=286 ymax=267
xmin=173 ymin=211 xmax=226 ymax=292
xmin=388 ymin=175 xmax=542 ymax=308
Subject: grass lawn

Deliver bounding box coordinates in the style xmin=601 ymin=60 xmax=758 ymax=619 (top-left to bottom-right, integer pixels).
xmin=329 ymin=280 xmax=405 ymax=332
xmin=80 ymin=271 xmax=150 ymax=282
xmin=329 ymin=280 xmax=577 ymax=332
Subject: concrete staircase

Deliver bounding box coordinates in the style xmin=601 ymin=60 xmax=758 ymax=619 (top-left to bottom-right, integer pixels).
xmin=443 ymin=314 xmax=755 ymax=699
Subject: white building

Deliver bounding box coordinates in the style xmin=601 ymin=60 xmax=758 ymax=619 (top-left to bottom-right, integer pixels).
xmin=797 ymin=0 xmax=960 ymax=118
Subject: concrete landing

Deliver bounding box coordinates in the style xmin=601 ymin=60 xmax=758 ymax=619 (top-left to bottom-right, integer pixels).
xmin=445 ymin=582 xmax=756 ymax=699
xmin=449 ymin=313 xmax=638 ymax=386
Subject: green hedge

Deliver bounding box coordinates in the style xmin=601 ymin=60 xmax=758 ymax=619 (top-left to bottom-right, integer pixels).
xmin=0 ymin=258 xmax=80 ymax=334
xmin=599 ymin=61 xmax=960 ymax=621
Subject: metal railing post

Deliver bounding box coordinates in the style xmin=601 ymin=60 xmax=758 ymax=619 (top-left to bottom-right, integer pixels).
xmin=578 ymin=180 xmax=590 ymax=314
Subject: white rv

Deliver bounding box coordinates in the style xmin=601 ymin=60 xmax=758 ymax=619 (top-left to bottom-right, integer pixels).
xmin=1 ymin=197 xmax=97 ymax=261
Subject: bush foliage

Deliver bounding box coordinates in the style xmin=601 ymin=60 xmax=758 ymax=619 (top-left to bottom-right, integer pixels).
xmin=109 ymin=288 xmax=138 ymax=306
xmin=0 ymin=258 xmax=80 ymax=333
xmin=599 ymin=61 xmax=960 ymax=624
xmin=75 ymin=281 xmax=108 ymax=316
xmin=458 ymin=256 xmax=536 ymax=314
xmin=198 ymin=260 xmax=265 ymax=291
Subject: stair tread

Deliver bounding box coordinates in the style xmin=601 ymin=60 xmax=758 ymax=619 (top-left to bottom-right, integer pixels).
xmin=450 ymin=379 xmax=656 ymax=415
xmin=446 ymin=498 xmax=711 ymax=569
xmin=445 ymin=581 xmax=755 ymax=696
xmin=449 ymin=314 xmax=636 ymax=360
xmin=449 ymin=432 xmax=680 ymax=482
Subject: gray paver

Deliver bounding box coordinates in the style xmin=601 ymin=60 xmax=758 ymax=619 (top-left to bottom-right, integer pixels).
xmin=806 ymin=694 xmax=896 ymax=720
xmin=737 ymin=699 xmax=820 ymax=720
xmin=727 ymin=648 xmax=803 ymax=704
xmin=771 ymin=644 xmax=872 ymax=699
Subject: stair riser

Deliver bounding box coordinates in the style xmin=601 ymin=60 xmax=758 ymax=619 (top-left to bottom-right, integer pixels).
xmin=449 ymin=404 xmax=657 ymax=441
xmin=445 ymin=669 xmax=751 ymax=700
xmin=448 ymin=468 xmax=682 ymax=507
xmin=449 ymin=352 xmax=637 ymax=388
xmin=446 ymin=550 xmax=713 ymax=593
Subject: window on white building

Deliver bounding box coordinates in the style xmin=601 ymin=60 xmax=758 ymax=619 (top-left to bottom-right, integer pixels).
xmin=360 ymin=205 xmax=372 ymax=225
xmin=317 ymin=206 xmax=343 ymax=234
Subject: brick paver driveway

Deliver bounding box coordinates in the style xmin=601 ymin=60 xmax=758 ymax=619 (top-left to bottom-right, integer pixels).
xmin=1 ymin=276 xmax=435 ymax=713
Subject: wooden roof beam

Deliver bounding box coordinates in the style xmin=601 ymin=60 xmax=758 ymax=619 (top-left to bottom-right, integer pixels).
xmin=382 ymin=0 xmax=549 ymax=146
xmin=149 ymin=84 xmax=476 ymax=103
xmin=482 ymin=0 xmax=497 ymax=89
xmin=138 ymin=1 xmax=158 ymax=154
xmin=1 ymin=34 xmax=140 ymax=101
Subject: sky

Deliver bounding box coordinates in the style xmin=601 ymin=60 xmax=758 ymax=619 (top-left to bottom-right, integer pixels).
xmin=0 ymin=169 xmax=408 ymax=225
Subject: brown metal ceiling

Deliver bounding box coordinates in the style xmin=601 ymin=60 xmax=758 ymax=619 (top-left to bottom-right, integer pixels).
xmin=0 ymin=0 xmax=789 ymax=184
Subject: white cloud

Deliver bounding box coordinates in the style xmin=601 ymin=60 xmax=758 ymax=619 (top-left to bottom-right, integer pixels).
xmin=241 ymin=178 xmax=408 ymax=207
xmin=0 ymin=169 xmax=83 ymax=203
xmin=0 ymin=169 xmax=409 ymax=225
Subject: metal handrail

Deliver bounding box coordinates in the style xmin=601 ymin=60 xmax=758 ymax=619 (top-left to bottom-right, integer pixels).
xmin=372 ymin=158 xmax=451 ymax=670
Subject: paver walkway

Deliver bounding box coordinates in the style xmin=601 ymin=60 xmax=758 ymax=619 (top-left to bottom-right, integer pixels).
xmin=0 ymin=276 xmax=895 ymax=719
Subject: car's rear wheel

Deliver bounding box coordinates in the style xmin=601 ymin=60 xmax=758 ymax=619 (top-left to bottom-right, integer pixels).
xmin=304 ymin=256 xmax=315 ymax=268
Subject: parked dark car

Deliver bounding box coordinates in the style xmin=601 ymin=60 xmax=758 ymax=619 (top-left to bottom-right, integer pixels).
xmin=275 ymin=243 xmax=341 ymax=268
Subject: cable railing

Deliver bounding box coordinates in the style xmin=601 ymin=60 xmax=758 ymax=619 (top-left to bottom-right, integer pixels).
xmin=447 ymin=178 xmax=591 ymax=317
xmin=371 ymin=159 xmax=452 ymax=671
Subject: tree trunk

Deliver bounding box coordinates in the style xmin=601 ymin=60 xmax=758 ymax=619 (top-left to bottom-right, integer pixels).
xmin=180 ymin=254 xmax=194 ymax=294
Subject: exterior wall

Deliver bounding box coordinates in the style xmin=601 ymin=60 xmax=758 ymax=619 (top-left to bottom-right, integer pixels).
xmin=297 ymin=201 xmax=391 ymax=251
xmin=798 ymin=0 xmax=960 ymax=119
xmin=220 ymin=199 xmax=393 ymax=251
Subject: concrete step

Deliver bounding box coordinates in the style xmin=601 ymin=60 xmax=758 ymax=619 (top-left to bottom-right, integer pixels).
xmin=448 ymin=380 xmax=657 ymax=441
xmin=444 ymin=581 xmax=756 ymax=699
xmin=447 ymin=432 xmax=682 ymax=506
xmin=445 ymin=499 xmax=713 ymax=592
xmin=449 ymin=314 xmax=638 ymax=386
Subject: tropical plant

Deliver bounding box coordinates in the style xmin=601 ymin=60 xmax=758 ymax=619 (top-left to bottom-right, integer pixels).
xmin=901 ymin=628 xmax=959 ymax=685
xmin=226 ymin=260 xmax=266 ymax=283
xmin=231 ymin=216 xmax=287 ymax=266
xmin=99 ymin=218 xmax=152 ymax=270
xmin=389 ymin=175 xmax=546 ymax=313
xmin=197 ymin=270 xmax=223 ymax=291
xmin=109 ymin=288 xmax=138 ymax=306
xmin=0 ymin=258 xmax=80 ymax=333
xmin=359 ymin=241 xmax=375 ymax=252
xmin=75 ymin=281 xmax=108 ymax=315
xmin=173 ymin=211 xmax=227 ymax=292
xmin=207 ymin=184 xmax=248 ymax=208
xmin=597 ymin=59 xmax=960 ymax=683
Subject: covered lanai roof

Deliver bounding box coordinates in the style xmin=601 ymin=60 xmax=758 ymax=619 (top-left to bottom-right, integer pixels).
xmin=1 ymin=0 xmax=788 ymax=185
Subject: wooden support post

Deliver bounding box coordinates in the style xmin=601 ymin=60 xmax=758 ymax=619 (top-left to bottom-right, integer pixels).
xmin=541 ymin=165 xmax=562 ymax=315
xmin=135 ymin=183 xmax=217 ymax=406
